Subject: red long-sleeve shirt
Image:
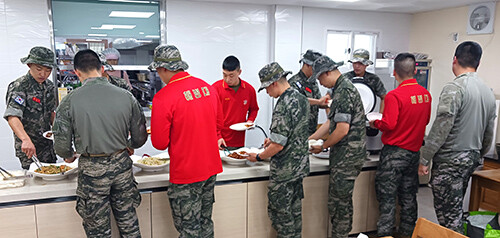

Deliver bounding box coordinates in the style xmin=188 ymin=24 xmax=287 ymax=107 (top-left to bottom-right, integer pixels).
xmin=373 ymin=79 xmax=432 ymax=152
xmin=212 ymin=79 xmax=259 ymax=147
xmin=151 ymin=72 xmax=223 ymax=184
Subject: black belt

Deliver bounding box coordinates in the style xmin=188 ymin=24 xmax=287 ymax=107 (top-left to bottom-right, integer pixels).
xmin=81 ymin=148 xmax=127 ymax=158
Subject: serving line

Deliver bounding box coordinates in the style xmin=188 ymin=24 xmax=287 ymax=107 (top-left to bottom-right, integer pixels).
xmin=0 ymin=154 xmax=379 ymax=205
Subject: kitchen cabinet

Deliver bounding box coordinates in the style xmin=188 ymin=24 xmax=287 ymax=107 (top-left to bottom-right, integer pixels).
xmin=152 ymin=183 xmax=248 ymax=238
xmin=0 ymin=205 xmax=37 ymax=237
xmin=36 ymin=193 xmax=151 ymax=238
xmin=36 ymin=201 xmax=86 ymax=238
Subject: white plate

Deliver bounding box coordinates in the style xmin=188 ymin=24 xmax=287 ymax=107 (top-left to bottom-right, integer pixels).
xmin=327 ymin=99 xmax=332 ymax=107
xmin=29 ymin=160 xmax=78 ymax=181
xmin=43 ymin=131 xmax=54 ymax=140
xmin=366 ymin=112 xmax=382 ymax=121
xmin=220 ymin=147 xmax=263 ymax=165
xmin=131 ymin=152 xmax=170 ymax=172
xmin=229 ymin=122 xmax=255 ymax=131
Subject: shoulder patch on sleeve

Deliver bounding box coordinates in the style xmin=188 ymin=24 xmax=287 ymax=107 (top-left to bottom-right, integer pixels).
xmin=14 ymin=96 xmax=24 ymax=105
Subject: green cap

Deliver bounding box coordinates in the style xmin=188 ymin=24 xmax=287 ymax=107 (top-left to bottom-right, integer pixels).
xmin=20 ymin=46 xmax=57 ymax=68
xmin=258 ymin=62 xmax=291 ymax=92
xmin=148 ymin=45 xmax=189 ymax=71
xmin=299 ymin=49 xmax=322 ymax=65
xmin=311 ymin=56 xmax=343 ymax=81
xmin=348 ymin=48 xmax=373 ymax=66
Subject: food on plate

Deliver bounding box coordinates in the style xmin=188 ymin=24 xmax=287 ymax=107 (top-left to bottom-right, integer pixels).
xmin=35 ymin=165 xmax=72 ymax=174
xmin=244 ymin=123 xmax=253 ymax=128
xmin=228 ymin=152 xmax=246 ymax=159
xmin=45 ymin=132 xmax=53 ymax=138
xmin=238 ymin=151 xmax=248 ymax=155
xmin=146 ymin=127 xmax=151 ymax=134
xmin=138 ymin=157 xmax=168 ymax=166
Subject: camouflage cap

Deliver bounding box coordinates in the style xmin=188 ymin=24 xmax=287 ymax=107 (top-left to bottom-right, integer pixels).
xmin=20 ymin=46 xmax=57 ymax=68
xmin=258 ymin=62 xmax=291 ymax=92
xmin=311 ymin=55 xmax=344 ymax=81
xmin=98 ymin=52 xmax=114 ymax=71
xmin=348 ymin=48 xmax=373 ymax=65
xmin=148 ymin=45 xmax=189 ymax=71
xmin=299 ymin=49 xmax=322 ymax=65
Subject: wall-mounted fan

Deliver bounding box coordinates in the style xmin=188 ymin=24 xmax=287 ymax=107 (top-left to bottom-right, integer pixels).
xmin=467 ymin=2 xmax=496 ymax=35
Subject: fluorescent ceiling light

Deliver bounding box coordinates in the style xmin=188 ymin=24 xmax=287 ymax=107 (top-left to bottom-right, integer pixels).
xmin=145 ymin=35 xmax=160 ymax=38
xmin=88 ymin=33 xmax=107 ymax=37
xmin=137 ymin=40 xmax=153 ymax=43
xmin=99 ymin=0 xmax=157 ymax=4
xmin=91 ymin=24 xmax=136 ymax=30
xmin=329 ymin=0 xmax=359 ymax=2
xmin=139 ymin=32 xmax=145 ymax=34
xmin=86 ymin=39 xmax=103 ymax=42
xmin=109 ymin=11 xmax=154 ymax=18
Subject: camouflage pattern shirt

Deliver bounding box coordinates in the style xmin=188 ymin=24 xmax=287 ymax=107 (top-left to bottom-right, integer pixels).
xmin=344 ymin=71 xmax=387 ymax=97
xmin=53 ymin=77 xmax=147 ymax=158
xmin=420 ymin=72 xmax=496 ymax=166
xmin=269 ymin=87 xmax=310 ymax=182
xmin=108 ymin=75 xmax=132 ymax=91
xmin=4 ymin=72 xmax=56 ymax=155
xmin=288 ymin=70 xmax=321 ymax=134
xmin=328 ymin=75 xmax=366 ymax=154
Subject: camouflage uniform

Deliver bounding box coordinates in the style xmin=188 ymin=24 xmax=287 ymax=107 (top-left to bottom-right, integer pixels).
xmin=375 ymin=145 xmax=419 ymax=236
xmin=420 ymin=72 xmax=496 ymax=233
xmin=109 ymin=75 xmax=132 ymax=91
xmin=311 ymin=56 xmax=367 ymax=238
xmin=3 ymin=46 xmax=57 ymax=169
xmin=98 ymin=52 xmax=132 ymax=91
xmin=168 ymin=175 xmax=217 ymax=238
xmin=53 ymin=73 xmax=147 ymax=237
xmin=289 ymin=50 xmax=322 ymax=135
xmin=258 ymin=62 xmax=310 ymax=238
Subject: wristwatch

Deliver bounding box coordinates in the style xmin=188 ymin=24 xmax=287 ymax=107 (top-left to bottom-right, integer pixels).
xmin=256 ymin=153 xmax=263 ymax=162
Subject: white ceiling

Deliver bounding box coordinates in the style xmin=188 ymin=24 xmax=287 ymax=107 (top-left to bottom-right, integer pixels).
xmin=191 ymin=0 xmax=497 ymax=14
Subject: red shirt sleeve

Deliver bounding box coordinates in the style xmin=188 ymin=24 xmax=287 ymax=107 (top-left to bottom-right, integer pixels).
xmin=374 ymin=92 xmax=399 ymax=132
xmin=246 ymin=85 xmax=259 ymax=122
xmin=151 ymin=93 xmax=171 ymax=150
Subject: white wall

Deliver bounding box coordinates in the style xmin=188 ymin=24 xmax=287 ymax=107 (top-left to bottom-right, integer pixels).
xmin=165 ymin=0 xmax=273 ymax=147
xmin=0 ymin=0 xmax=52 ymax=170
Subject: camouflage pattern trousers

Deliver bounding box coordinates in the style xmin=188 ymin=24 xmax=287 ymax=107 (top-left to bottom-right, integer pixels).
xmin=15 ymin=139 xmax=56 ymax=169
xmin=168 ymin=175 xmax=217 ymax=238
xmin=268 ymin=177 xmax=305 ymax=238
xmin=430 ymin=150 xmax=480 ymax=233
xmin=375 ymin=145 xmax=419 ymax=237
xmin=329 ymin=146 xmax=365 ymax=238
xmin=76 ymin=153 xmax=141 ymax=238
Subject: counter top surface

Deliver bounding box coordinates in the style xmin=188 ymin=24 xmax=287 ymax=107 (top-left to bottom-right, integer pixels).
xmin=0 ymin=154 xmax=379 ymax=205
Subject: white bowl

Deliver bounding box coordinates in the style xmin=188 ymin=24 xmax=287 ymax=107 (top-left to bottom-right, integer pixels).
xmin=131 ymin=153 xmax=170 ymax=172
xmin=29 ymin=160 xmax=78 ymax=181
xmin=366 ymin=112 xmax=382 ymax=121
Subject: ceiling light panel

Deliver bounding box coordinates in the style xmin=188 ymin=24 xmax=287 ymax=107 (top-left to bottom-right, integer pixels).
xmin=109 ymin=11 xmax=155 ymax=18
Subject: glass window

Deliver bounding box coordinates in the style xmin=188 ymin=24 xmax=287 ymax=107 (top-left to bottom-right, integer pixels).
xmin=326 ymin=30 xmax=378 ymax=72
